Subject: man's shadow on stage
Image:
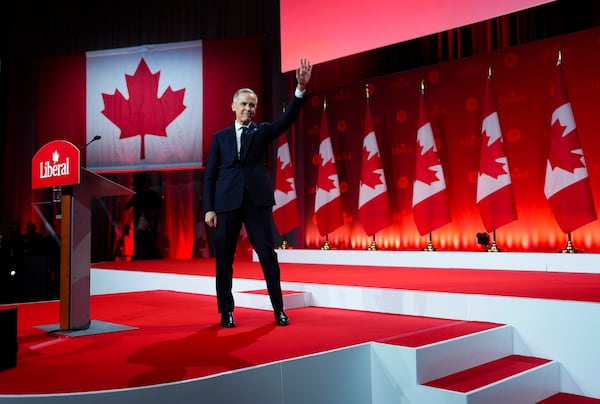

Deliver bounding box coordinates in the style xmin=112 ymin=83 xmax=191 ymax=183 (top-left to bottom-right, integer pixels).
xmin=125 ymin=321 xmax=277 ymax=387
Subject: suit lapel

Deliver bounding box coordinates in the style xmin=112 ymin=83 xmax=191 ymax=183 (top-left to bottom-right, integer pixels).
xmin=228 ymin=125 xmax=238 ymax=160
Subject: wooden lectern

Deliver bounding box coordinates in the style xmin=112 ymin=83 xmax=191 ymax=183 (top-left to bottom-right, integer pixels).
xmin=32 ymin=140 xmax=134 ymax=334
xmin=59 ymin=168 xmax=133 ymax=330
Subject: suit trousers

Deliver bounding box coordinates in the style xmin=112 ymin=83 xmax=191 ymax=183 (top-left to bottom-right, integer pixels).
xmin=213 ymin=193 xmax=283 ymax=314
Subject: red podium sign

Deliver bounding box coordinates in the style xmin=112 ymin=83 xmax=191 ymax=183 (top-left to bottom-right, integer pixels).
xmin=31 ymin=140 xmax=80 ymax=189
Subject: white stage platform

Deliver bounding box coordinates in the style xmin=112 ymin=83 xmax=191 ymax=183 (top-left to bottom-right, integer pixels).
xmin=4 ymin=250 xmax=597 ymax=403
xmin=84 ymin=249 xmax=600 ymax=401
xmin=270 ymin=249 xmax=600 ymax=274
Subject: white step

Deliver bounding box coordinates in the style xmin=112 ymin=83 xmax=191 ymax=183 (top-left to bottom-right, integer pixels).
xmin=233 ymin=289 xmax=311 ymax=310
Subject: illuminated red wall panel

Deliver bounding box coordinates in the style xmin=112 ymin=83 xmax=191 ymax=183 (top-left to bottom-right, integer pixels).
xmin=280 ymin=0 xmax=556 ymax=72
xmin=300 ymin=27 xmax=600 ymax=252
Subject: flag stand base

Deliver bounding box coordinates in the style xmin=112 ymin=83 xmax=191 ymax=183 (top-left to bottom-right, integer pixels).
xmin=321 ymin=240 xmax=331 ymax=250
xmin=367 ymin=239 xmax=378 ymax=251
xmin=279 ymin=240 xmax=289 ymax=250
xmin=422 ymin=241 xmax=436 ymax=251
xmin=560 ymin=240 xmax=580 ymax=253
xmin=487 ymin=241 xmax=501 ymax=252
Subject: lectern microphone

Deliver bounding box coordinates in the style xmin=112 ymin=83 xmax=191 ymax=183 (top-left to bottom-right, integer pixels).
xmin=79 ymin=135 xmax=102 ymax=150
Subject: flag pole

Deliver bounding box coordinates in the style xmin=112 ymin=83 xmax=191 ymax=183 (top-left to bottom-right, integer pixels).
xmin=486 ymin=67 xmax=502 ymax=254
xmin=420 ymin=80 xmax=436 ymax=253
xmin=560 ymin=232 xmax=579 ymax=253
xmin=364 ymin=82 xmax=380 ymax=253
xmin=556 ymin=49 xmax=578 ymax=255
xmin=278 ymin=101 xmax=291 ymax=250
xmin=320 ymin=96 xmax=330 ymax=252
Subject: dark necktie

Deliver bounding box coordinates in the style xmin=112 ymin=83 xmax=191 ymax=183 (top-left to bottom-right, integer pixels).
xmin=240 ymin=126 xmax=248 ymax=159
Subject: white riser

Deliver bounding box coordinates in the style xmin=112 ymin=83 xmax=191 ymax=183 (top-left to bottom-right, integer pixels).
xmin=372 ymin=330 xmax=560 ymax=403
xmin=463 ymin=361 xmax=560 ymax=404
xmin=233 ymin=289 xmax=311 ymax=310
xmin=416 ymin=360 xmax=559 ymax=404
xmin=416 ymin=325 xmax=514 ymax=384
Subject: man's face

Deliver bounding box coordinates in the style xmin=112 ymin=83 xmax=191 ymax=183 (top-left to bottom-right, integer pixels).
xmin=232 ymin=92 xmax=257 ymax=125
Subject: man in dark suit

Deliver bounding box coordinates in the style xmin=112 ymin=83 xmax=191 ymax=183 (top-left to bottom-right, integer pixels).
xmin=203 ymin=59 xmax=312 ymax=328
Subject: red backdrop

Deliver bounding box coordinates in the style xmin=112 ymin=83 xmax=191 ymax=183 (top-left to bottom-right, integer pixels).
xmin=29 ymin=29 xmax=600 ymax=257
xmin=32 ymin=37 xmax=264 ymax=260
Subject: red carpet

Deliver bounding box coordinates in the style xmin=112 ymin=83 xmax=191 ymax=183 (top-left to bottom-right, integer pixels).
xmin=424 ymin=355 xmax=552 ymax=392
xmin=1 ymin=290 xmax=501 ymax=394
xmin=2 ymin=256 xmax=600 ymax=400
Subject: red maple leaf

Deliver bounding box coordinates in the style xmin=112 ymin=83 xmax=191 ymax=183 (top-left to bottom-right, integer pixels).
xmin=415 ymin=143 xmax=440 ymax=185
xmin=317 ymin=158 xmax=338 ymax=192
xmin=549 ymin=119 xmax=585 ymax=173
xmin=479 ymin=130 xmax=507 ymax=179
xmin=101 ymin=58 xmax=186 ymax=159
xmin=361 ymin=147 xmax=383 ymax=188
xmin=276 ymin=157 xmax=294 ymax=193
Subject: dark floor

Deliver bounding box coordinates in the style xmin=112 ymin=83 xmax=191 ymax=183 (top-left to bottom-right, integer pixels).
xmin=1 ymin=255 xmax=60 ymax=304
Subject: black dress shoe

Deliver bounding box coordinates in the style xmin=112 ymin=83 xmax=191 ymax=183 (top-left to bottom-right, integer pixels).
xmin=220 ymin=312 xmax=235 ymax=328
xmin=275 ymin=311 xmax=289 ymax=326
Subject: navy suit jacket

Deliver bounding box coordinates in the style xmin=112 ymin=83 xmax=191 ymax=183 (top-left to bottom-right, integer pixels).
xmin=203 ymin=93 xmax=306 ymax=213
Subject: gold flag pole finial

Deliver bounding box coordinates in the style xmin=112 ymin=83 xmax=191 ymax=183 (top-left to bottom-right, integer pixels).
xmin=488 ymin=65 xmax=492 ymax=80
xmin=365 ymin=83 xmax=370 ymax=102
xmin=323 ymin=96 xmax=327 ymax=111
xmin=558 ymin=49 xmax=562 ymax=66
xmin=420 ymin=79 xmax=425 ymax=94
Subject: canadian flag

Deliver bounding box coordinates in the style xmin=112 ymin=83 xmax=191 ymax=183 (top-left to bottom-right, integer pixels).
xmin=544 ymin=58 xmax=597 ymax=233
xmin=86 ymin=41 xmax=203 ymax=172
xmin=358 ymin=103 xmax=391 ymax=236
xmin=412 ymin=88 xmax=451 ymax=235
xmin=314 ymin=108 xmax=344 ymax=236
xmin=36 ymin=37 xmax=264 ymax=174
xmin=273 ymin=132 xmax=299 ymax=236
xmin=476 ymin=74 xmax=517 ymax=232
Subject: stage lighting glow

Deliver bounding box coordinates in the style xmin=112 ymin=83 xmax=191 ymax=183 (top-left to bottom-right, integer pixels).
xmin=280 ymin=0 xmax=556 ymax=72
